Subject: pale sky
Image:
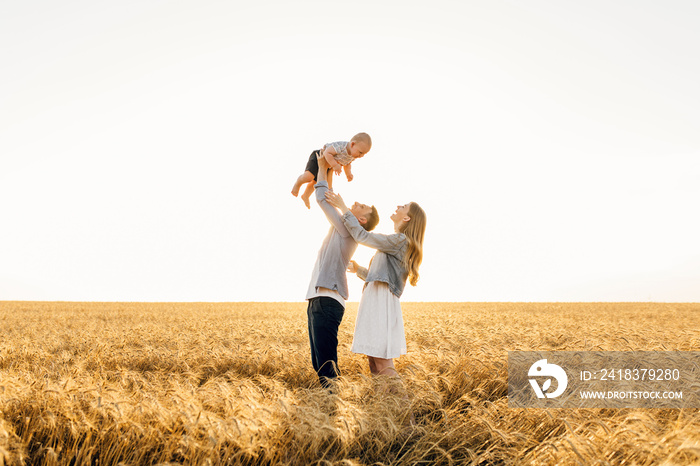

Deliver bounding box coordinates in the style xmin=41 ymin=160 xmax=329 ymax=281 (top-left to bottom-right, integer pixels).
xmin=1 ymin=1 xmax=699 ymax=302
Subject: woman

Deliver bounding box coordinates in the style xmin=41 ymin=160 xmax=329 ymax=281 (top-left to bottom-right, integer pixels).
xmin=325 ymin=191 xmax=426 ymax=379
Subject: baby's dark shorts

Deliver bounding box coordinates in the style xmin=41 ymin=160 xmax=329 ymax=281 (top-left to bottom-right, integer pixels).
xmin=304 ymin=149 xmax=331 ymax=181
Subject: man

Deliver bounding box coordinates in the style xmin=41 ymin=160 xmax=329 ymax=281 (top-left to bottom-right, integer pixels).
xmin=306 ymin=154 xmax=379 ymax=388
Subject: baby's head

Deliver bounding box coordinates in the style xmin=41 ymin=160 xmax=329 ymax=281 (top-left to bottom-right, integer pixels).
xmin=348 ymin=132 xmax=372 ymax=159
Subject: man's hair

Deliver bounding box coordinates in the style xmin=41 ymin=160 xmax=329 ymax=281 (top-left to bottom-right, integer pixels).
xmin=351 ymin=132 xmax=372 ymax=148
xmin=363 ymin=205 xmax=379 ymax=231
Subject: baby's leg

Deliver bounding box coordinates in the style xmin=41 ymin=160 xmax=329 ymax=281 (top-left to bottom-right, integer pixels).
xmin=292 ymin=170 xmax=315 ymax=197
xmin=300 ymin=181 xmax=315 ymax=209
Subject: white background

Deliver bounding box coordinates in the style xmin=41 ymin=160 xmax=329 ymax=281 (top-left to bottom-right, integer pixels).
xmin=2 ymin=1 xmax=698 ymax=302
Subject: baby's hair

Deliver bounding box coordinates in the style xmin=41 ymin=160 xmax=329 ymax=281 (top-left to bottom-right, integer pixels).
xmin=351 ymin=132 xmax=372 ymax=148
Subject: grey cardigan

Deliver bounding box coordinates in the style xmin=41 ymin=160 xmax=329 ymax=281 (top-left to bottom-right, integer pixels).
xmin=310 ymin=181 xmax=358 ymax=301
xmin=341 ymin=211 xmax=409 ymax=298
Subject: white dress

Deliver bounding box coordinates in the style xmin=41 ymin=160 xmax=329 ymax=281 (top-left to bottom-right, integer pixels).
xmin=351 ymin=280 xmax=407 ymax=359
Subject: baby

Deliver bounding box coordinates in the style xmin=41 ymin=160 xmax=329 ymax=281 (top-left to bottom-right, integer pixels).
xmin=291 ymin=132 xmax=372 ymax=209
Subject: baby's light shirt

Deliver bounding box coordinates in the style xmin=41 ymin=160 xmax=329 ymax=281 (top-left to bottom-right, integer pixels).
xmin=323 ymin=141 xmax=355 ymax=166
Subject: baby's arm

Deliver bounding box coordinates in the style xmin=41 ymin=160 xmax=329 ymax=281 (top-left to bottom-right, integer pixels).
xmin=321 ymin=145 xmax=343 ymax=175
xmin=343 ymin=163 xmax=353 ymax=181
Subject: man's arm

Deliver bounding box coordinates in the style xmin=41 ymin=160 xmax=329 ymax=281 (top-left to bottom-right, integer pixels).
xmin=315 ymin=154 xmax=350 ymax=237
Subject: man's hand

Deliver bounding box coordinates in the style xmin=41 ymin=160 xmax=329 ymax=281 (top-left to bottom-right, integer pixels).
xmin=325 ymin=191 xmax=349 ymax=212
xmin=317 ymin=152 xmax=329 ymax=171
xmin=347 ymin=260 xmax=359 ymax=273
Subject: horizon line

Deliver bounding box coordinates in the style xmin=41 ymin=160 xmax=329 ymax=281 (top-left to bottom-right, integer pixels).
xmin=1 ymin=300 xmax=698 ymax=305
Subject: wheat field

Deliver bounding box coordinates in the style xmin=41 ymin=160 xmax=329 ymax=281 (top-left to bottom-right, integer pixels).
xmin=0 ymin=301 xmax=698 ymax=465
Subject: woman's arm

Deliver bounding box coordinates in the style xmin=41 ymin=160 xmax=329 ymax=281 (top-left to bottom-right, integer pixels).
xmin=348 ymin=260 xmax=368 ymax=281
xmin=325 ymin=191 xmax=405 ymax=255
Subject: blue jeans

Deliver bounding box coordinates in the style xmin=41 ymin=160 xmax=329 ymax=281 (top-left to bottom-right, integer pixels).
xmin=307 ymin=297 xmax=345 ymax=388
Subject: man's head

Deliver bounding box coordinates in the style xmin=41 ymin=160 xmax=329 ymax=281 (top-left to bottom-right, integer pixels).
xmin=348 ymin=132 xmax=372 ymax=159
xmin=350 ymin=201 xmax=379 ymax=231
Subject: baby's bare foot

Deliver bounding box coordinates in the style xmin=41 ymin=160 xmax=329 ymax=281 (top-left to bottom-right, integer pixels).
xmin=302 ymin=194 xmax=311 ymax=209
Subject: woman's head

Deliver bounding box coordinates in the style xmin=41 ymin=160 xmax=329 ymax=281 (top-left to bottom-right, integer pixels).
xmin=393 ymin=202 xmax=426 ymax=286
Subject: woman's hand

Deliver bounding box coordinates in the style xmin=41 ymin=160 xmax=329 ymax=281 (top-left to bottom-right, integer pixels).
xmin=347 ymin=260 xmax=359 ymax=273
xmin=325 ymin=191 xmax=348 ymax=212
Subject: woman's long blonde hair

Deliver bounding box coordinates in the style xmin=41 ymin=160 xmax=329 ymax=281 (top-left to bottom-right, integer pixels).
xmin=398 ymin=202 xmax=426 ymax=286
